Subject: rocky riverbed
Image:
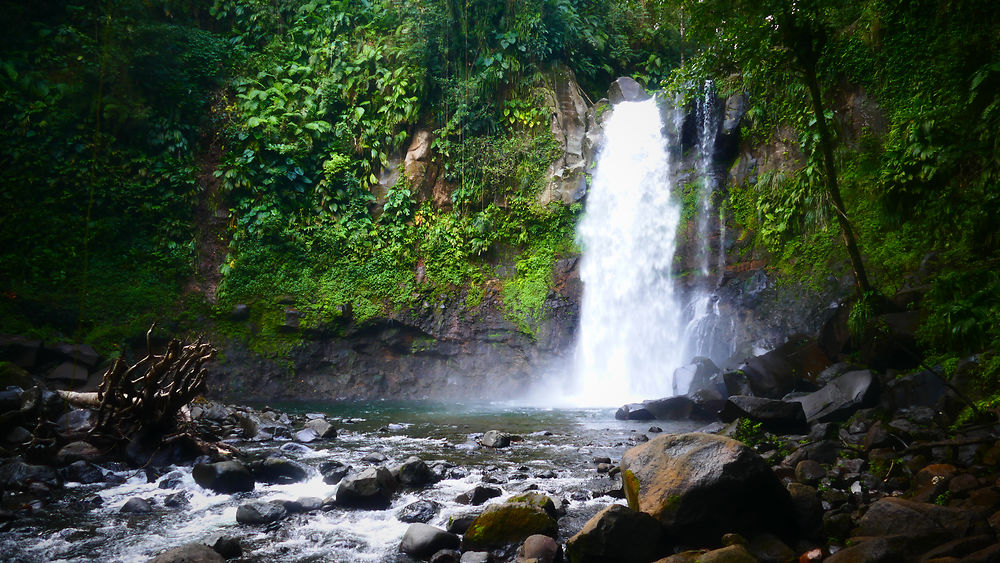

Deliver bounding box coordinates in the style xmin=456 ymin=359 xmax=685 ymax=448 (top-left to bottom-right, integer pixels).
xmin=3 ymin=337 xmax=1000 ymax=562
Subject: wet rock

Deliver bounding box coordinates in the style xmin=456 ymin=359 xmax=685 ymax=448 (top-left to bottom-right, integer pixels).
xmin=4 ymin=425 xmax=31 ymax=444
xmin=615 ymin=403 xmax=655 ymax=421
xmin=459 ymin=552 xmax=492 ymax=563
xmin=47 ymin=361 xmax=90 ymax=384
xmin=235 ymin=500 xmax=287 ymax=524
xmin=462 ymin=502 xmax=558 ymax=551
xmin=121 ymin=497 xmax=154 ymax=514
xmin=429 ymin=549 xmax=462 ymax=563
xmin=164 ymin=491 xmax=190 ymax=508
xmin=146 ymin=543 xmax=225 ymax=563
xmin=609 ymin=77 xmax=650 ymax=104
xmin=399 ymin=523 xmax=461 ymax=559
xmin=481 ymin=430 xmax=517 ymax=448
xmin=747 ymin=533 xmax=795 ymax=563
xmin=620 ymin=432 xmax=796 ymax=544
xmin=0 ymin=386 xmax=24 ymax=414
xmin=791 ymin=370 xmax=878 ymax=422
xmin=62 ymin=460 xmax=104 ymax=484
xmin=720 ymin=396 xmax=808 ymax=434
xmin=303 ymin=418 xmax=336 ymax=439
xmin=398 ymin=499 xmax=442 ymax=523
xmin=794 ymin=460 xmax=826 ymax=486
xmin=740 ymin=336 xmax=830 ymax=398
xmin=787 ymin=483 xmax=822 ymax=540
xmin=447 ymin=512 xmax=480 ymax=534
xmin=456 ymin=485 xmax=502 ymax=506
xmin=565 ymin=504 xmax=663 ymax=563
xmin=335 ymin=467 xmax=397 ymax=508
xmin=192 ymin=461 xmax=255 ymax=494
xmin=56 ymin=440 xmax=103 ymax=464
xmin=516 ymin=534 xmax=561 ymax=563
xmin=0 ymin=460 xmax=62 ymax=489
xmin=294 ymin=428 xmax=319 ymax=443
xmin=204 ymin=534 xmax=242 ymax=559
xmin=398 ymin=456 xmax=435 ymax=487
xmin=250 ymin=457 xmax=308 ymax=485
xmin=361 ymin=452 xmax=388 ymax=463
xmin=920 ymin=535 xmax=994 ymax=561
xmin=279 ymin=442 xmax=313 ymax=455
xmin=697 ymin=544 xmax=757 ymax=563
xmin=320 ymin=460 xmax=350 ymax=485
xmin=643 ymin=396 xmax=715 ymax=421
xmin=858 ymin=497 xmax=984 ymax=541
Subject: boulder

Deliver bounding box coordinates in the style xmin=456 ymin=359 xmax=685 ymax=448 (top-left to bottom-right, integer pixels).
xmin=790 ymin=370 xmax=878 ymax=422
xmin=741 ymin=336 xmax=830 ymax=398
xmin=235 ymin=500 xmax=287 ymax=525
xmin=303 ymin=418 xmax=336 ymax=439
xmin=644 ymin=396 xmax=715 ymax=421
xmin=56 ymin=440 xmax=103 ymax=464
xmin=565 ymin=504 xmax=664 ymax=563
xmin=430 ymin=549 xmax=462 ymax=563
xmin=507 ymin=492 xmax=559 ymax=520
xmin=858 ymin=497 xmax=985 ymax=541
xmin=398 ymin=456 xmax=435 ymax=487
xmin=335 ymin=467 xmax=397 ymax=508
xmin=192 ymin=461 xmax=254 ymax=494
xmin=862 ymin=311 xmax=922 ymax=371
xmin=459 ymin=552 xmax=492 ymax=563
xmin=62 ymin=460 xmax=104 ymax=484
xmin=462 ymin=502 xmax=558 ymax=551
xmin=0 ymin=387 xmax=24 ymax=414
xmin=398 ymin=499 xmax=442 ymax=524
xmin=146 ymin=543 xmax=225 ymax=563
xmin=46 ymin=342 xmax=100 ymax=367
xmin=320 ymin=460 xmax=350 ymax=485
xmin=0 ymin=335 xmax=42 ymax=369
xmin=539 ymin=65 xmax=591 ymax=206
xmin=516 ymin=534 xmax=561 ymax=563
xmin=786 ymin=483 xmax=823 ymax=540
xmin=481 ymin=430 xmax=517 ymax=448
xmin=609 ymin=77 xmax=650 ymax=105
xmin=447 ymin=512 xmax=481 ymax=534
xmin=615 ymin=403 xmax=656 ymax=421
xmin=695 ymin=545 xmax=756 ymax=563
xmin=294 ymin=428 xmax=319 ymax=443
xmin=204 ymin=534 xmax=242 ymax=559
xmin=620 ymin=433 xmax=797 ymax=544
xmin=719 ymin=396 xmax=808 ymax=434
xmin=399 ymin=523 xmax=461 ymax=559
xmin=0 ymin=461 xmax=62 ymax=489
xmin=56 ymin=409 xmax=97 ymax=439
xmin=456 ymin=485 xmax=502 ymax=506
xmin=121 ymin=497 xmax=154 ymax=514
xmin=250 ymin=457 xmax=308 ymax=485
xmin=674 ymin=357 xmax=725 ymax=396
xmin=47 ymin=361 xmax=89 ymax=384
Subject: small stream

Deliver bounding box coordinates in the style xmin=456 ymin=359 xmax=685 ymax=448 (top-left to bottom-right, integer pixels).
xmin=1 ymin=402 xmax=700 ymax=562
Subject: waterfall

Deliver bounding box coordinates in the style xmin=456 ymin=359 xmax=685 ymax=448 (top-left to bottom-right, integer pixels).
xmin=570 ymin=98 xmax=686 ymax=406
xmin=567 ymin=86 xmax=737 ymax=407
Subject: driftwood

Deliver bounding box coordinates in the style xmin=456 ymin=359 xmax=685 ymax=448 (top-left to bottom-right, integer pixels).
xmin=57 ymin=390 xmax=101 ymax=409
xmin=93 ymin=324 xmax=216 ymax=437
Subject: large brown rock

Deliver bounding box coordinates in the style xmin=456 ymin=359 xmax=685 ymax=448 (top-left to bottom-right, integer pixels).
xmin=565 ymin=504 xmax=664 ymax=563
xmin=858 ymin=497 xmax=985 ymax=542
xmin=620 ymin=433 xmax=796 ymax=544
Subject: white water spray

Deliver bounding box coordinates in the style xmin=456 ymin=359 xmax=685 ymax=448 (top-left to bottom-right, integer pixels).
xmin=569 ymin=98 xmax=687 ymax=406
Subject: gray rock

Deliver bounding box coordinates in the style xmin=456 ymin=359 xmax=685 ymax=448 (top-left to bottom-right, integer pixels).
xmin=0 ymin=335 xmax=42 ymax=369
xmin=447 ymin=512 xmax=480 ymax=534
xmin=460 ymin=551 xmax=492 ymax=563
xmin=164 ymin=492 xmax=190 ymax=508
xmin=399 ymin=523 xmax=460 ymax=559
xmin=303 ymin=418 xmax=336 ymax=439
xmin=63 ymin=460 xmax=104 ymax=484
xmin=146 ymin=543 xmax=225 ymax=563
xmin=56 ymin=440 xmax=103 ymax=464
xmin=565 ymin=504 xmax=662 ymax=563
xmin=294 ymin=428 xmax=319 ymax=443
xmin=204 ymin=534 xmax=242 ymax=559
xmin=794 ymin=460 xmax=826 ymax=486
xmin=250 ymin=457 xmax=308 ymax=485
xmin=429 ymin=550 xmax=462 ymax=563
xmin=47 ymin=361 xmax=89 ymax=384
xmin=0 ymin=461 xmax=62 ymax=489
xmin=608 ymin=77 xmax=650 ymax=104
xmin=720 ymin=395 xmax=808 ymax=434
xmin=320 ymin=460 xmax=350 ymax=485
xmin=481 ymin=430 xmax=515 ymax=448
xmin=335 ymin=467 xmax=397 ymax=508
xmin=791 ymin=370 xmax=878 ymax=422
xmin=235 ymin=500 xmax=287 ymax=524
xmin=456 ymin=485 xmax=502 ymax=506
xmin=398 ymin=456 xmax=435 ymax=487
xmin=192 ymin=461 xmax=254 ymax=494
xmin=858 ymin=497 xmax=983 ymax=540
xmin=398 ymin=499 xmax=442 ymax=523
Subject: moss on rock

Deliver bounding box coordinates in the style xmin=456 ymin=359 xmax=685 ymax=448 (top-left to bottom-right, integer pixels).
xmin=462 ymin=502 xmax=557 ymax=551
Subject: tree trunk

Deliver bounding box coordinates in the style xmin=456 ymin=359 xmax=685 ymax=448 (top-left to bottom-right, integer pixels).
xmin=802 ymin=61 xmax=873 ymax=297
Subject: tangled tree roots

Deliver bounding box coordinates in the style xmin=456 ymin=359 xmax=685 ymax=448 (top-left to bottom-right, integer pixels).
xmin=92 ymin=325 xmax=216 ymax=436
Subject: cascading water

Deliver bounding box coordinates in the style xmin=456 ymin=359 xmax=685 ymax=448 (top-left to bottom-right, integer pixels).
xmin=569 ymin=85 xmax=738 ymax=406
xmin=570 ymin=98 xmax=687 ymax=406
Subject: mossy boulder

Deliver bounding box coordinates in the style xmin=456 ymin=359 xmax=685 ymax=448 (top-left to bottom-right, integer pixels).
xmin=462 ymin=502 xmax=558 ymax=551
xmin=507 ymin=491 xmax=558 ymax=519
xmin=566 ymin=504 xmax=663 ymax=563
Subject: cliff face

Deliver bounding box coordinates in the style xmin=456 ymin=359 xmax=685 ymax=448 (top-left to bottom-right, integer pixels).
xmin=206 ymin=77 xmax=864 ymax=402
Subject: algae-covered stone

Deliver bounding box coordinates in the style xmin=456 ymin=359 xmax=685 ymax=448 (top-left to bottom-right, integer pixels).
xmin=507 ymin=491 xmax=558 ymax=519
xmin=462 ymin=502 xmax=557 ymax=551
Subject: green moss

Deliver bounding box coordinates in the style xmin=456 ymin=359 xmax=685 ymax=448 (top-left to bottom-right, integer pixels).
xmin=463 ymin=502 xmax=557 ymax=550
xmin=623 ymin=468 xmax=641 ymax=511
